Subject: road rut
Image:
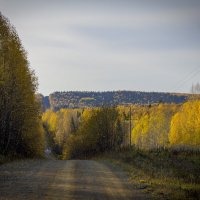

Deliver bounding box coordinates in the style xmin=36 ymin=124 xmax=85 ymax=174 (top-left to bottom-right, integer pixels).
xmin=0 ymin=160 xmax=150 ymax=200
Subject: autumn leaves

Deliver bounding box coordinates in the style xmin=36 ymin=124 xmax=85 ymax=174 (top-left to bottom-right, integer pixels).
xmin=0 ymin=13 xmax=45 ymax=157
xmin=131 ymin=102 xmax=200 ymax=150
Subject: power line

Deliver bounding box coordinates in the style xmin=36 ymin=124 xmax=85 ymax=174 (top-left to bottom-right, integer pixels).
xmin=175 ymin=70 xmax=200 ymax=92
xmin=174 ymin=66 xmax=199 ymax=85
xmin=171 ymin=67 xmax=200 ymax=92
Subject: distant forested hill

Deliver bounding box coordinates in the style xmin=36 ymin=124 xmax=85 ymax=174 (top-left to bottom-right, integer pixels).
xmin=39 ymin=91 xmax=189 ymax=111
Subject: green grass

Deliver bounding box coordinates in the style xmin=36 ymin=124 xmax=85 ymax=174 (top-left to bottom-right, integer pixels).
xmin=95 ymin=148 xmax=200 ymax=200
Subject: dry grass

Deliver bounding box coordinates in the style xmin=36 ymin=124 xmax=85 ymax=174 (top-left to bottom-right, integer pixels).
xmin=96 ymin=148 xmax=200 ymax=200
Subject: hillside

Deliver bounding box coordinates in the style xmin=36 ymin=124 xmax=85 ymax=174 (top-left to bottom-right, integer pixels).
xmin=40 ymin=91 xmax=189 ymax=111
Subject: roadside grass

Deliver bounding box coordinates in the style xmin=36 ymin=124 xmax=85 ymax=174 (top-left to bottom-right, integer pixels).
xmin=95 ymin=148 xmax=200 ymax=200
xmin=0 ymin=154 xmax=13 ymax=165
xmin=0 ymin=153 xmax=46 ymax=165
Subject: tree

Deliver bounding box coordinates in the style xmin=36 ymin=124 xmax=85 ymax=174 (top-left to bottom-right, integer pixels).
xmin=63 ymin=107 xmax=123 ymax=159
xmin=132 ymin=104 xmax=178 ymax=149
xmin=0 ymin=12 xmax=45 ymax=157
xmin=169 ymin=101 xmax=200 ymax=148
xmin=70 ymin=116 xmax=77 ymax=134
xmin=191 ymin=83 xmax=200 ymax=94
xmin=42 ymin=109 xmax=80 ymax=155
xmin=190 ymin=83 xmax=200 ymax=100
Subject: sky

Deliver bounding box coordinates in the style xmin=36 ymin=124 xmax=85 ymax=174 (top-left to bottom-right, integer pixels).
xmin=0 ymin=0 xmax=200 ymax=95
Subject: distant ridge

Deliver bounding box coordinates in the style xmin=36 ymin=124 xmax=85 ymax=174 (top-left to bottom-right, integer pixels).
xmin=38 ymin=91 xmax=189 ymax=111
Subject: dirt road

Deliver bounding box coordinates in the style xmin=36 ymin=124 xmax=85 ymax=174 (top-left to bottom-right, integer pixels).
xmin=0 ymin=160 xmax=150 ymax=200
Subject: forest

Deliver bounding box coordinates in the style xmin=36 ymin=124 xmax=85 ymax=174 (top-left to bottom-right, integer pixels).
xmin=42 ymin=101 xmax=200 ymax=159
xmin=41 ymin=91 xmax=189 ymax=111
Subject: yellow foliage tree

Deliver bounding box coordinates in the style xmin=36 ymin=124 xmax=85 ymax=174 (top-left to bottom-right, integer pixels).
xmin=169 ymin=101 xmax=200 ymax=148
xmin=132 ymin=104 xmax=178 ymax=149
xmin=0 ymin=12 xmax=45 ymax=157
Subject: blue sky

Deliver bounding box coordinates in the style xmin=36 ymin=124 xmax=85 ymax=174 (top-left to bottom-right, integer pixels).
xmin=1 ymin=0 xmax=200 ymax=95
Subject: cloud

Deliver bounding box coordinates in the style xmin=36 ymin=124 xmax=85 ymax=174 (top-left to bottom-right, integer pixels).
xmin=0 ymin=0 xmax=200 ymax=95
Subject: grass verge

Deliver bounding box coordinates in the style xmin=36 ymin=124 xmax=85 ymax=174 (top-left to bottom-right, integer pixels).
xmin=0 ymin=154 xmax=14 ymax=165
xmin=95 ymin=148 xmax=200 ymax=200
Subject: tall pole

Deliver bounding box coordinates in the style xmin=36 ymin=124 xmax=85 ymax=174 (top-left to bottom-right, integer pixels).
xmin=130 ymin=106 xmax=132 ymax=148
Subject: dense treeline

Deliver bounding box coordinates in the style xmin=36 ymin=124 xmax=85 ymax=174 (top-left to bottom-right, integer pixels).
xmin=131 ymin=104 xmax=179 ymax=149
xmin=0 ymin=13 xmax=45 ymax=157
xmin=132 ymin=101 xmax=200 ymax=149
xmin=169 ymin=101 xmax=200 ymax=147
xmin=47 ymin=91 xmax=188 ymax=111
xmin=43 ymin=100 xmax=200 ymax=158
xmin=42 ymin=109 xmax=80 ymax=154
xmin=42 ymin=107 xmax=123 ymax=158
xmin=63 ymin=107 xmax=123 ymax=159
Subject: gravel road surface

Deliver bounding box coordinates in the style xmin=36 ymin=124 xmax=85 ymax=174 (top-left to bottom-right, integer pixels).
xmin=0 ymin=160 xmax=150 ymax=200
